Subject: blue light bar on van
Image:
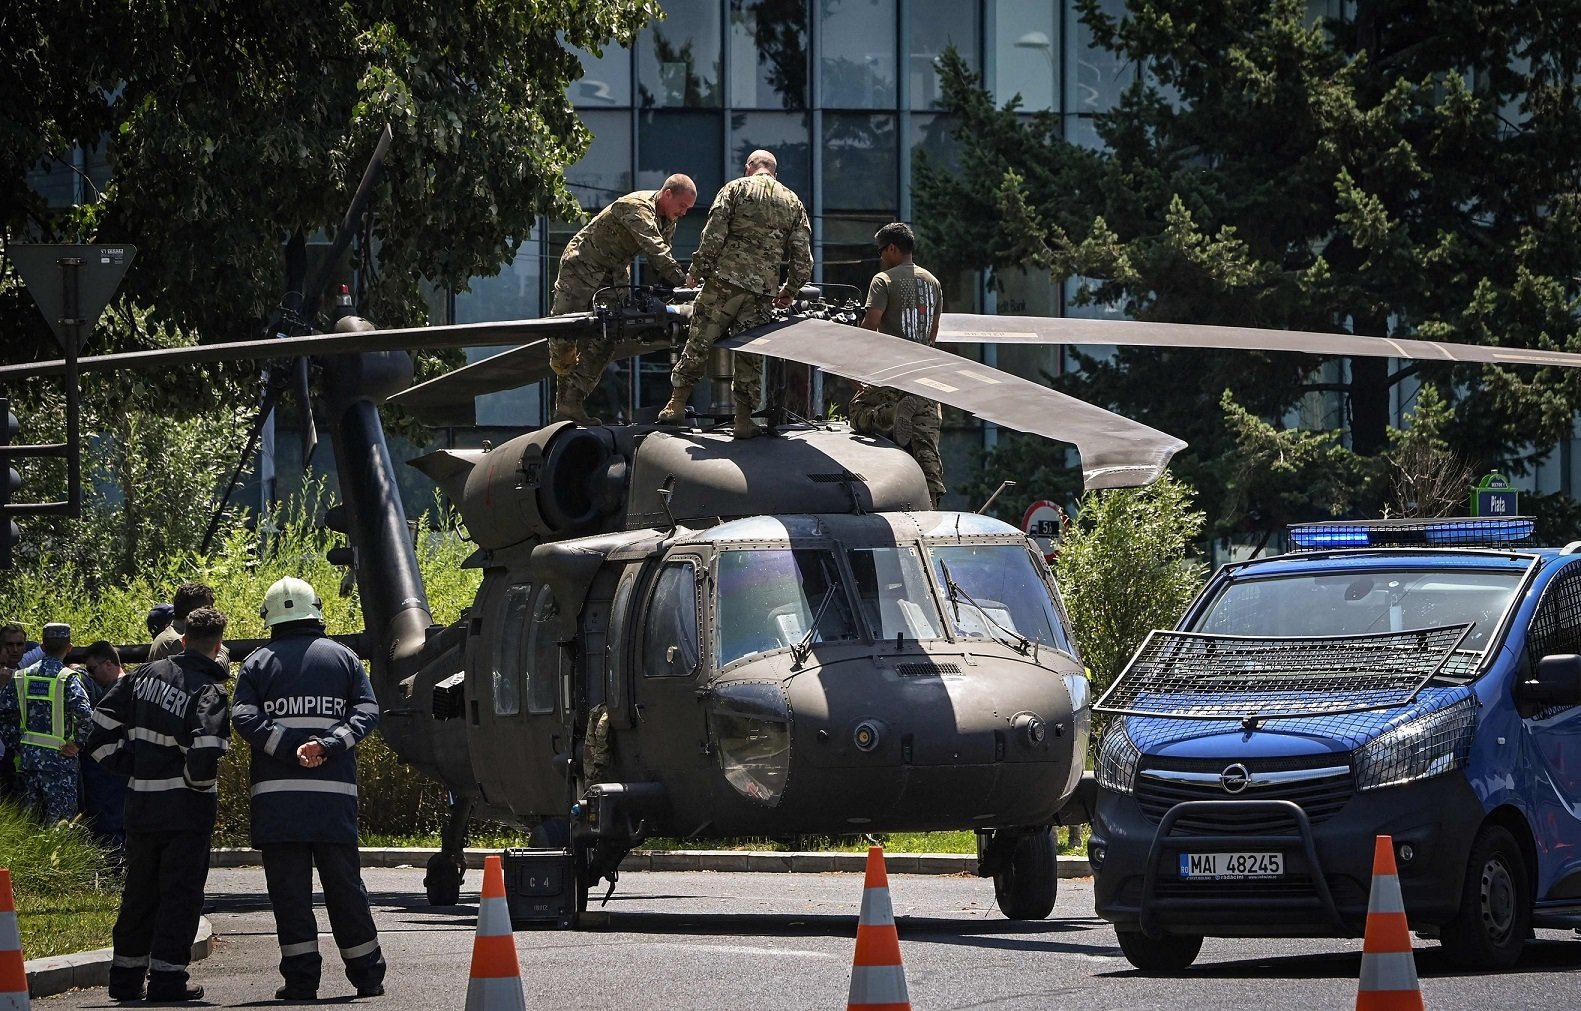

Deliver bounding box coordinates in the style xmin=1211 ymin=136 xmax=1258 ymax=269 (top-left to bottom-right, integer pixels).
xmin=1288 ymin=516 xmax=1535 ymax=550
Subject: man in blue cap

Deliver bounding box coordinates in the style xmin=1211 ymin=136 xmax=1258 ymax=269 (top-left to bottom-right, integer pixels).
xmin=0 ymin=622 xmax=94 ymax=822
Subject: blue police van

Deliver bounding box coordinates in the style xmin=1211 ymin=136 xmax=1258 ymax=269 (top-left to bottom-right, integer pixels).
xmin=1088 ymin=517 xmax=1581 ymax=971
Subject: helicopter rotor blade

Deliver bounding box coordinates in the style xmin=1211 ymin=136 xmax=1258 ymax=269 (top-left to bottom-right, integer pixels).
xmin=936 ymin=313 xmax=1581 ymax=368
xmin=719 ymin=319 xmax=1187 ymax=490
xmin=386 ymin=333 xmax=672 ymax=426
xmin=0 ymin=315 xmax=605 ymax=382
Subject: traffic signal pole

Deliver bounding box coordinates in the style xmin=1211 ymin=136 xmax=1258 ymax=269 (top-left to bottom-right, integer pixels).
xmin=2 ymin=244 xmax=130 ymax=567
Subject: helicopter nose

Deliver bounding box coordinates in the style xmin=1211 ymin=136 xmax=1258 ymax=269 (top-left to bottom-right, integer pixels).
xmin=778 ymin=655 xmax=1078 ymax=829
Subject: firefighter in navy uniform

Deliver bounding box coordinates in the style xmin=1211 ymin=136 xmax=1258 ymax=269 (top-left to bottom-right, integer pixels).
xmin=86 ymin=607 xmax=231 ymax=1003
xmin=233 ymin=577 xmax=386 ymax=1001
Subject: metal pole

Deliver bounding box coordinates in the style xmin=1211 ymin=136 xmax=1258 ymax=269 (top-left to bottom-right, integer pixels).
xmin=59 ymin=256 xmax=82 ymax=517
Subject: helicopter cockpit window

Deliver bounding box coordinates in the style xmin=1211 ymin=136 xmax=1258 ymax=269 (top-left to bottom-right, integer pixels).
xmin=643 ymin=561 xmax=701 ymax=678
xmin=526 ymin=585 xmax=559 ymax=714
xmin=715 ymin=549 xmax=859 ymax=667
xmin=846 ymin=546 xmax=943 ymax=641
xmin=929 ymin=544 xmax=1071 ymax=652
xmin=493 ymin=585 xmax=532 ymax=716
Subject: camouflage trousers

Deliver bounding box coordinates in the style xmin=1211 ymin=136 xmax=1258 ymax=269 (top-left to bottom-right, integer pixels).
xmin=18 ymin=763 xmax=79 ymax=823
xmin=549 ymin=260 xmax=628 ymax=384
xmin=850 ymin=385 xmax=946 ymax=508
xmin=671 ymin=278 xmax=771 ymax=411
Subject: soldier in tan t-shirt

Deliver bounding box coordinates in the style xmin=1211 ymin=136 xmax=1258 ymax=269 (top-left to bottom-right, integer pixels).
xmin=850 ymin=222 xmax=947 ymax=507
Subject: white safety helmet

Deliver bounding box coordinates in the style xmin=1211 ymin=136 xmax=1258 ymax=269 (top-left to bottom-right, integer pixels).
xmin=260 ymin=576 xmax=324 ymax=626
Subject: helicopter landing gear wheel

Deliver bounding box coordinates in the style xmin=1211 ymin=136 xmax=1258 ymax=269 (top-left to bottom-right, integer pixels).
xmin=1115 ymin=928 xmax=1203 ymax=972
xmin=992 ymin=827 xmax=1058 ymax=920
xmin=423 ymin=852 xmax=463 ymax=907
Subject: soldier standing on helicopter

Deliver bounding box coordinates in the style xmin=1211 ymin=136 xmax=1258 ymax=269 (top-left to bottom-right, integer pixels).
xmin=658 ymin=149 xmax=812 ymax=439
xmin=548 ymin=175 xmax=698 ymax=426
xmin=848 ymin=222 xmax=946 ymax=507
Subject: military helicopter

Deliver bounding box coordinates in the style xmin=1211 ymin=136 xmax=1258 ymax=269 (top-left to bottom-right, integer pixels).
xmin=11 ymin=153 xmax=1581 ymax=928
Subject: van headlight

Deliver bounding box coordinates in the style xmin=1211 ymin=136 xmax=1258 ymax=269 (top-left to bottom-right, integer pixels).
xmin=1096 ymin=720 xmax=1141 ymax=795
xmin=1061 ymin=673 xmax=1092 ymax=798
xmin=1354 ymin=698 xmax=1478 ymax=792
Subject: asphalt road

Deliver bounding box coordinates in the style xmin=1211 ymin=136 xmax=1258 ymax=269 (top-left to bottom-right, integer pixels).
xmin=39 ymin=865 xmax=1581 ymax=1010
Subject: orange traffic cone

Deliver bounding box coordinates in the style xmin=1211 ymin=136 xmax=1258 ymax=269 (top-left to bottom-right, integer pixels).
xmin=846 ymin=846 xmax=911 ymax=1011
xmin=1 ymin=868 xmax=29 ymax=1010
xmin=464 ymin=855 xmax=524 ymax=1011
xmin=1356 ymin=835 xmax=1425 ymax=1011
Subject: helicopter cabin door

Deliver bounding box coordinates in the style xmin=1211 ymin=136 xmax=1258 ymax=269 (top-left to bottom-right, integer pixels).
xmin=517 ymin=582 xmax=572 ymax=818
xmin=630 ymin=555 xmax=714 ymax=807
xmin=466 ymin=581 xmax=567 ymax=821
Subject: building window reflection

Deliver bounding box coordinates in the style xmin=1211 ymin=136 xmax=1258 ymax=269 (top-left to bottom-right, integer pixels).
xmin=991 ymin=2 xmax=1057 ymax=111
xmin=729 ymin=0 xmax=809 ymax=109
xmin=639 ymin=4 xmax=723 ymax=107
xmin=569 ymin=111 xmax=634 ymax=209
xmin=569 ymin=42 xmax=633 ymax=107
xmin=729 ymin=111 xmax=812 ymax=198
xmin=909 ymin=0 xmax=978 ymax=109
xmin=638 ymin=110 xmax=725 ymax=205
xmin=1065 ymin=0 xmax=1135 ymax=114
xmin=819 ymin=0 xmax=897 ymax=108
xmin=823 ymin=113 xmax=898 ymax=210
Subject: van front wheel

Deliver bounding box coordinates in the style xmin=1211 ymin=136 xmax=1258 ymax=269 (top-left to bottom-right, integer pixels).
xmin=1115 ymin=928 xmax=1202 ymax=972
xmin=1439 ymin=824 xmax=1530 ymax=971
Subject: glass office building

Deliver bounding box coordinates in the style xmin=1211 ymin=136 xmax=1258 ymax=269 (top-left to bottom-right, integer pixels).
xmin=444 ymin=0 xmax=1152 ymax=506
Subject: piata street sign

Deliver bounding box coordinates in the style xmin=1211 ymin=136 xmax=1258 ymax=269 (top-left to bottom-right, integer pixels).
xmin=1470 ymin=472 xmax=1518 ymax=518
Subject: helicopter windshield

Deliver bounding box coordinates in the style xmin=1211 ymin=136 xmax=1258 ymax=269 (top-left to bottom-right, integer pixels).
xmin=929 ymin=544 xmax=1071 ymax=651
xmin=847 ymin=546 xmax=944 ymax=642
xmin=716 ymin=549 xmax=859 ymax=667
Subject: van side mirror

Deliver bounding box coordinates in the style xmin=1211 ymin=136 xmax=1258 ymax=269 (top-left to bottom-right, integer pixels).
xmin=1521 ymin=654 xmax=1581 ymax=706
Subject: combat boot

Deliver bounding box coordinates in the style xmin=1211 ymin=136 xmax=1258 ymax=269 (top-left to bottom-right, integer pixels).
xmin=732 ymin=404 xmax=764 ymax=440
xmin=657 ymin=386 xmax=692 ymax=425
xmin=551 ymin=385 xmax=601 ymax=427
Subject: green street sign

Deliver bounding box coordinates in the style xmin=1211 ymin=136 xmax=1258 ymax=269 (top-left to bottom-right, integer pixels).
xmin=1471 ymin=472 xmax=1518 ymax=518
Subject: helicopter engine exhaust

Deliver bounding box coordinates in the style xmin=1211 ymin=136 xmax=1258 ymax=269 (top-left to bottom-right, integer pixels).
xmin=451 ymin=423 xmax=628 ymax=550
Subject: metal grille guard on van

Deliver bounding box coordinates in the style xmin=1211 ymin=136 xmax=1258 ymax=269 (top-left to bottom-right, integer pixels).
xmin=1138 ymin=799 xmax=1349 ymax=938
xmin=1095 ymin=625 xmax=1472 ymax=724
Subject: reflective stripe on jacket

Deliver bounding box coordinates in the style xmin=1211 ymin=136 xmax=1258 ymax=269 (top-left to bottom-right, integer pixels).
xmin=233 ymin=629 xmax=378 ymax=845
xmin=84 ymin=650 xmax=231 ymax=832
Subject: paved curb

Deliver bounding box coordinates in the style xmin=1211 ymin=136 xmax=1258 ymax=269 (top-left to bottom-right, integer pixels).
xmin=25 ymin=915 xmax=213 ymax=999
xmin=212 ymin=846 xmax=1092 ymax=878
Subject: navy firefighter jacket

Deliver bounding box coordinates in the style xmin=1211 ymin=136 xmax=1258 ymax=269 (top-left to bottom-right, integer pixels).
xmin=233 ymin=628 xmax=379 ymax=845
xmin=85 ymin=650 xmax=231 ymax=833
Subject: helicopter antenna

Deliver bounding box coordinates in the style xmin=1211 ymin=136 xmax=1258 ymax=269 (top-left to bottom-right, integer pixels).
xmin=976 ymin=479 xmax=1018 ymax=515
xmin=837 ymin=469 xmax=865 ymax=515
xmin=656 ymin=484 xmax=678 ymax=534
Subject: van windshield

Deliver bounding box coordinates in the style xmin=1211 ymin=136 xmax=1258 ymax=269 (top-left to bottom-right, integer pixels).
xmin=1190 ymin=568 xmax=1523 ymax=652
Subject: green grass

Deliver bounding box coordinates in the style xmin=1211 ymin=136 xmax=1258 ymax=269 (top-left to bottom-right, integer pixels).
xmin=1 ymin=802 xmax=120 ymax=959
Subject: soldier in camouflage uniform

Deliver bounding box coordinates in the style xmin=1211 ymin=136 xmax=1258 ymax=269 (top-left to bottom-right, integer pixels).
xmin=658 ymin=150 xmax=812 ymax=438
xmin=0 ymin=622 xmax=93 ymax=822
xmin=548 ymin=175 xmax=697 ymax=425
xmin=847 ymin=223 xmax=947 ymax=506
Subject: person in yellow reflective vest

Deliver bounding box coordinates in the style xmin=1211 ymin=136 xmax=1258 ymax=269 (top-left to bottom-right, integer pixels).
xmin=0 ymin=622 xmax=94 ymax=822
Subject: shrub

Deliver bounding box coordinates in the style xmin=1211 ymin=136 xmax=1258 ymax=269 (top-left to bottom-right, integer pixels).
xmin=1 ymin=481 xmax=483 ymax=845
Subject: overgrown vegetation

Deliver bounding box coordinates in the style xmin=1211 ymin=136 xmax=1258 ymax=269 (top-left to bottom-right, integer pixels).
xmin=1 ymin=801 xmax=119 ymax=959
xmin=1055 ymin=472 xmax=1208 ymax=700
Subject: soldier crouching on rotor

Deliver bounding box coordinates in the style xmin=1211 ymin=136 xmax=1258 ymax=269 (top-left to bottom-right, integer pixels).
xmin=548 ymin=174 xmax=698 ymax=425
xmin=848 ymin=222 xmax=946 ymax=507
xmin=658 ymin=148 xmax=813 ymax=439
